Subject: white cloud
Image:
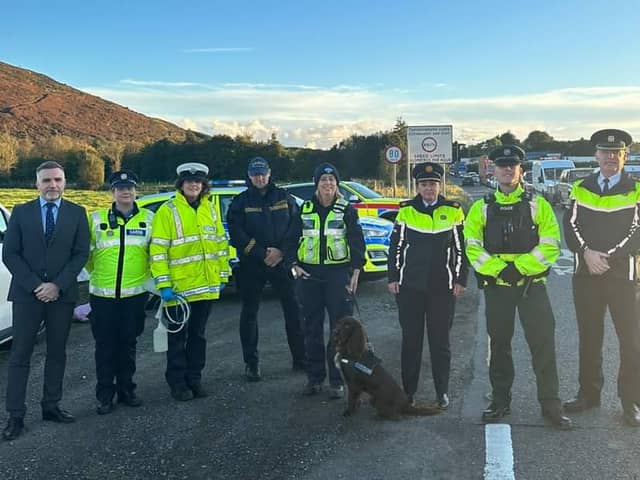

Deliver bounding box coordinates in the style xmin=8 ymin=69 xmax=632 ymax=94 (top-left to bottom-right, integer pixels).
xmin=81 ymin=81 xmax=640 ymax=149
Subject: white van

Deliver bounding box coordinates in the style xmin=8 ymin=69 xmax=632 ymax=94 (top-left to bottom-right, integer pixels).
xmin=531 ymin=159 xmax=576 ymax=201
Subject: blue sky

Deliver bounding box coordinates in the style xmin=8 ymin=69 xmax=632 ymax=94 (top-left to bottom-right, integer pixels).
xmin=3 ymin=0 xmax=640 ymax=148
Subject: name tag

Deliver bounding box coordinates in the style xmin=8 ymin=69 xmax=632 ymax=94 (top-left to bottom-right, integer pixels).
xmin=126 ymin=229 xmax=146 ymax=236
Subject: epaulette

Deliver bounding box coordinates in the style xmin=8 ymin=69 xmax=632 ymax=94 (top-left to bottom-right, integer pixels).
xmin=399 ymin=199 xmax=412 ymax=208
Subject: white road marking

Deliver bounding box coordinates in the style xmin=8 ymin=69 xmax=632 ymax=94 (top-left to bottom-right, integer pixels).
xmin=484 ymin=424 xmax=515 ymax=480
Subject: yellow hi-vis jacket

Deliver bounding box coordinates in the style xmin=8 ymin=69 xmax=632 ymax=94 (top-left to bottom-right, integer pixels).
xmin=85 ymin=205 xmax=154 ymax=298
xmin=150 ymin=191 xmax=230 ymax=304
xmin=464 ymin=184 xmax=561 ymax=286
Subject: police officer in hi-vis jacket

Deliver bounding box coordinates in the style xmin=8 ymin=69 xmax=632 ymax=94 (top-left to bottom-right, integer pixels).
xmin=388 ymin=162 xmax=468 ymax=409
xmin=464 ymin=145 xmax=572 ymax=429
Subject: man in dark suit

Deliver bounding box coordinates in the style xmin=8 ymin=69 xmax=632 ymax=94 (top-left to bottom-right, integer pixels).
xmin=2 ymin=161 xmax=90 ymax=441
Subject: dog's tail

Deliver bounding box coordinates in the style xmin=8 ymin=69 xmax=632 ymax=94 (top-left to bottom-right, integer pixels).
xmin=402 ymin=404 xmax=443 ymax=416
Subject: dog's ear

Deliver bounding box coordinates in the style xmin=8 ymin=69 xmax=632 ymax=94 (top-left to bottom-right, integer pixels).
xmin=345 ymin=320 xmax=367 ymax=357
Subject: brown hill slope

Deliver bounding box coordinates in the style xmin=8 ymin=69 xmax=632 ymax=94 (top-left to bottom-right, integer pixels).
xmin=0 ymin=61 xmax=189 ymax=143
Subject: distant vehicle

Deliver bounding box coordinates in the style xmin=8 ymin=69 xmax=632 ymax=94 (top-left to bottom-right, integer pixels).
xmin=624 ymin=165 xmax=640 ymax=180
xmin=0 ymin=203 xmax=12 ymax=344
xmin=531 ymin=159 xmax=576 ymax=201
xmin=522 ymin=170 xmax=534 ymax=194
xmin=461 ymin=174 xmax=476 ymax=186
xmin=553 ymin=168 xmax=593 ymax=208
xmin=453 ymin=162 xmax=468 ymax=176
xmin=0 ymin=203 xmax=45 ymax=345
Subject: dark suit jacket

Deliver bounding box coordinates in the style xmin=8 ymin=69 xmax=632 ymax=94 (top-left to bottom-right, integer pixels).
xmin=2 ymin=198 xmax=90 ymax=303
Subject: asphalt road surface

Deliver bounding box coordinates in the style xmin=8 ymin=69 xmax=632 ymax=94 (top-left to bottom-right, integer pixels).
xmin=0 ymin=179 xmax=638 ymax=479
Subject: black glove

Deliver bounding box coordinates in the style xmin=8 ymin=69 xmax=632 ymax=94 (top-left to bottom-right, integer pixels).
xmin=499 ymin=263 xmax=523 ymax=285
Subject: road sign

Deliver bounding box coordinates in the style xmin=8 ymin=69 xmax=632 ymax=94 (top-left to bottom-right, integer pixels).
xmin=385 ymin=145 xmax=403 ymax=164
xmin=407 ymin=125 xmax=453 ymax=164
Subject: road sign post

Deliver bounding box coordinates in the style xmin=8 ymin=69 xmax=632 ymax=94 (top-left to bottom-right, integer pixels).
xmin=384 ymin=145 xmax=403 ymax=198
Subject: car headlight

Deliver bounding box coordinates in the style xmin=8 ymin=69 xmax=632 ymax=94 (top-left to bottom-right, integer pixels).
xmin=363 ymin=227 xmax=390 ymax=239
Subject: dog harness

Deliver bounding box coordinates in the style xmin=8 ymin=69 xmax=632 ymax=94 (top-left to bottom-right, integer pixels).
xmin=339 ymin=349 xmax=382 ymax=377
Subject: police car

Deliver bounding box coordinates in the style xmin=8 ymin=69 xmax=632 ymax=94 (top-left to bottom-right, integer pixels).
xmin=282 ymin=181 xmax=404 ymax=222
xmin=136 ymin=181 xmax=392 ymax=277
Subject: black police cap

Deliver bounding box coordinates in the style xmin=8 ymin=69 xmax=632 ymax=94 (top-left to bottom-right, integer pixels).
xmin=590 ymin=129 xmax=633 ymax=151
xmin=412 ymin=162 xmax=444 ymax=182
xmin=488 ymin=145 xmax=525 ymax=166
xmin=109 ymin=170 xmax=138 ymax=188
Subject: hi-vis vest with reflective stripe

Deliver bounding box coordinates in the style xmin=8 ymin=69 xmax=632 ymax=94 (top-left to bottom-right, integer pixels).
xmin=464 ymin=184 xmax=561 ymax=286
xmin=150 ymin=191 xmax=230 ymax=304
xmin=87 ymin=206 xmax=154 ymax=298
xmin=297 ymin=198 xmax=350 ymax=265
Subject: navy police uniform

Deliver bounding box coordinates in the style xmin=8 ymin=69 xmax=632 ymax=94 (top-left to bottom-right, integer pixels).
xmin=227 ymin=157 xmax=306 ymax=379
xmin=388 ymin=162 xmax=468 ymax=407
xmin=563 ymin=129 xmax=640 ymax=426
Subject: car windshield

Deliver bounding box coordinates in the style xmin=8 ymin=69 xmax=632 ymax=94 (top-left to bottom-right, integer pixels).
xmin=219 ymin=195 xmax=234 ymax=220
xmin=345 ymin=182 xmax=382 ymax=199
xmin=544 ymin=167 xmax=569 ymax=181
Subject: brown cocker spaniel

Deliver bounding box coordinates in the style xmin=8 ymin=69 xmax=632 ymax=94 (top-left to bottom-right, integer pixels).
xmin=332 ymin=316 xmax=442 ymax=419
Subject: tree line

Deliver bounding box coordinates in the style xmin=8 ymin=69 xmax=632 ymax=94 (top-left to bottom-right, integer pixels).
xmin=1 ymin=123 xmax=637 ymax=189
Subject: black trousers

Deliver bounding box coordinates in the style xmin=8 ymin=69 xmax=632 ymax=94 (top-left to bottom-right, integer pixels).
xmin=397 ymin=287 xmax=455 ymax=397
xmin=572 ymin=275 xmax=640 ymax=403
xmin=6 ymin=301 xmax=74 ymax=418
xmin=236 ymin=263 xmax=305 ymax=367
xmin=297 ymin=267 xmax=352 ymax=387
xmin=484 ymin=282 xmax=560 ymax=408
xmin=89 ymin=293 xmax=147 ymax=403
xmin=165 ymin=300 xmax=213 ymax=389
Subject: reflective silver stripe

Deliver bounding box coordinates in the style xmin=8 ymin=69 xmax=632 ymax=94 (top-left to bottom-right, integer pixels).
xmin=530 ymin=199 xmax=538 ymax=219
xmin=569 ymin=200 xmax=587 ymax=249
xmin=155 ymin=275 xmax=171 ymax=283
xmin=181 ymin=285 xmax=222 ymax=297
xmin=472 ymin=251 xmax=492 ymax=271
xmin=573 ymin=252 xmax=580 ymax=274
xmin=445 ymin=245 xmax=453 ymax=290
xmin=531 ymin=246 xmax=551 ymax=267
xmin=606 ymin=203 xmax=639 ymax=256
xmin=89 ymin=285 xmax=146 ymax=296
xmin=220 ymin=271 xmax=229 ymax=278
xmin=152 ymin=238 xmax=171 ymax=246
xmin=325 ymin=228 xmax=346 ymax=236
xmin=629 ymin=255 xmax=635 ymax=282
xmin=167 ymin=202 xmax=184 ymax=238
xmin=171 ymin=235 xmax=201 ymax=246
xmin=152 ymin=254 xmax=167 ymax=261
xmin=452 ymin=224 xmax=463 ymax=279
xmin=302 ymin=229 xmax=320 ymax=236
xmin=95 ymin=237 xmax=149 ymax=249
xmin=169 ymin=254 xmax=204 ymax=266
xmin=539 ymin=236 xmax=560 ymax=247
xmin=466 ymin=238 xmax=483 ymax=247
